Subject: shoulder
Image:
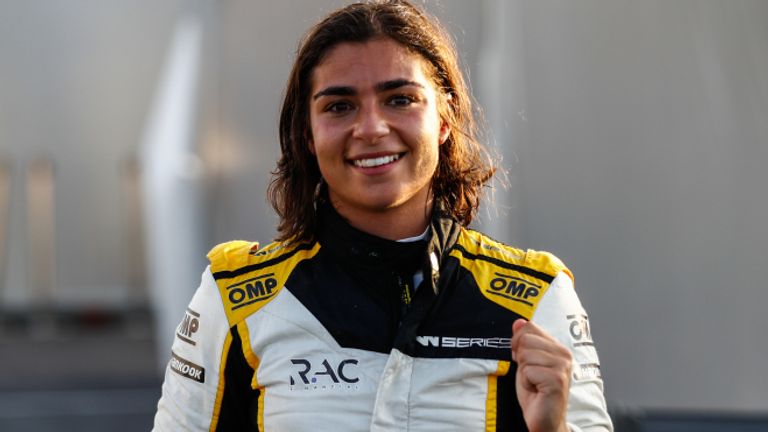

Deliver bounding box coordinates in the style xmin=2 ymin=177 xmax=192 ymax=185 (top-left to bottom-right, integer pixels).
xmin=449 ymin=228 xmax=573 ymax=319
xmin=206 ymin=239 xmax=321 ymax=326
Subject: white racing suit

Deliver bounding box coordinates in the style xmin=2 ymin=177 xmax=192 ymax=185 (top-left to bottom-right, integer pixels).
xmin=153 ymin=206 xmax=613 ymax=431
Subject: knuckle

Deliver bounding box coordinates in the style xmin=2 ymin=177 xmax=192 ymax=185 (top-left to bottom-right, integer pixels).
xmin=563 ymin=357 xmax=573 ymax=374
xmin=562 ymin=347 xmax=573 ymax=362
xmin=519 ymin=333 xmax=533 ymax=347
xmin=557 ymin=342 xmax=573 ymax=358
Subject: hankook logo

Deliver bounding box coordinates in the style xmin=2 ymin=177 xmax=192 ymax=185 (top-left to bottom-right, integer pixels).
xmin=416 ymin=336 xmax=511 ymax=349
xmin=226 ymin=273 xmax=278 ymax=311
xmin=170 ymin=352 xmax=205 ymax=383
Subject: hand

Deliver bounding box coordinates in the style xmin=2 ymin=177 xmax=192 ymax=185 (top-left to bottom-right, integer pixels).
xmin=511 ymin=319 xmax=572 ymax=432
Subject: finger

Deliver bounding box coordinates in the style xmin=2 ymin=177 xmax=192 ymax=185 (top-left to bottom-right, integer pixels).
xmin=512 ymin=319 xmax=552 ymax=339
xmin=514 ymin=346 xmax=572 ymax=369
xmin=514 ymin=332 xmax=571 ymax=356
xmin=511 ymin=319 xmax=531 ymax=353
xmin=512 ymin=318 xmax=527 ymax=333
xmin=517 ymin=363 xmax=572 ymax=392
xmin=512 ymin=331 xmax=570 ymax=363
xmin=511 ymin=319 xmax=551 ymax=350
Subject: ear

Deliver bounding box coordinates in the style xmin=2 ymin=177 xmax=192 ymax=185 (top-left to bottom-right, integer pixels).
xmin=438 ymin=120 xmax=451 ymax=146
xmin=308 ymin=138 xmax=316 ymax=155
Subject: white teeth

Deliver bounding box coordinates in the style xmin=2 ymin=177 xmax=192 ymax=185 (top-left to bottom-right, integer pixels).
xmin=352 ymin=154 xmax=400 ymax=168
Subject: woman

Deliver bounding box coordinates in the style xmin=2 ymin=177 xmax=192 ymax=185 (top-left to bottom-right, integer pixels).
xmin=154 ymin=1 xmax=612 ymax=431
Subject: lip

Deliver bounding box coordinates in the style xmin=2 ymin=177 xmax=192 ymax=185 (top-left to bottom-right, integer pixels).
xmin=347 ymin=151 xmax=405 ymax=174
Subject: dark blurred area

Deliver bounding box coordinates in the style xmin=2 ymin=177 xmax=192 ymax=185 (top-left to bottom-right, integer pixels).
xmin=0 ymin=307 xmax=159 ymax=431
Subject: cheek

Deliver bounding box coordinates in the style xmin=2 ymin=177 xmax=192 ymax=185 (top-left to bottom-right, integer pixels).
xmin=308 ymin=118 xmax=329 ymax=157
xmin=311 ymin=122 xmax=348 ymax=157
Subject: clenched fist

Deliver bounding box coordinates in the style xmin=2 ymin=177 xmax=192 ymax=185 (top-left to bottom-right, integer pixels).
xmin=511 ymin=319 xmax=573 ymax=432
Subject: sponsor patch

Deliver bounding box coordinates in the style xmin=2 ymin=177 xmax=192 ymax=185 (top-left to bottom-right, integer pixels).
xmin=289 ymin=358 xmax=360 ymax=392
xmin=567 ymin=314 xmax=595 ymax=347
xmin=170 ymin=352 xmax=205 ymax=383
xmin=415 ymin=335 xmax=511 ymax=349
xmin=573 ymin=362 xmax=602 ymax=381
xmin=225 ymin=273 xmax=278 ymax=311
xmin=486 ymin=273 xmax=542 ymax=306
xmin=176 ymin=308 xmax=200 ymax=346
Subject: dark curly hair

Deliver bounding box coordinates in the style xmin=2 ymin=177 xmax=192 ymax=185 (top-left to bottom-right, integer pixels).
xmin=268 ymin=0 xmax=496 ymax=243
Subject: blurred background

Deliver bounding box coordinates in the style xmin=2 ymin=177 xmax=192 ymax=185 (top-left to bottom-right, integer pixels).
xmin=1 ymin=0 xmax=767 ymax=430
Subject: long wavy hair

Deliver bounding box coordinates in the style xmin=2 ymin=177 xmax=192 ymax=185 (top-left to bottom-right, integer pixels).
xmin=268 ymin=0 xmax=496 ymax=243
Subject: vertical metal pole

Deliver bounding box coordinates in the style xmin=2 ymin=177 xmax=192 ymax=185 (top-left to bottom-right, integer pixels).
xmin=0 ymin=160 xmax=10 ymax=298
xmin=476 ymin=0 xmax=529 ymax=245
xmin=25 ymin=157 xmax=56 ymax=307
xmin=139 ymin=5 xmax=208 ymax=372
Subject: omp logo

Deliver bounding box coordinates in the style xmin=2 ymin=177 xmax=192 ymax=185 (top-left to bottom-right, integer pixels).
xmin=567 ymin=314 xmax=594 ymax=347
xmin=486 ymin=272 xmax=541 ymax=306
xmin=416 ymin=336 xmax=511 ymax=349
xmin=226 ymin=273 xmax=278 ymax=310
xmin=252 ymin=243 xmax=289 ymax=257
xmin=176 ymin=308 xmax=200 ymax=346
xmin=170 ymin=352 xmax=205 ymax=383
xmin=289 ymin=358 xmax=360 ymax=391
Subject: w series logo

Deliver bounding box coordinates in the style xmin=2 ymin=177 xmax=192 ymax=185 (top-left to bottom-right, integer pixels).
xmin=416 ymin=336 xmax=511 ymax=349
xmin=226 ymin=273 xmax=278 ymax=311
xmin=486 ymin=272 xmax=541 ymax=306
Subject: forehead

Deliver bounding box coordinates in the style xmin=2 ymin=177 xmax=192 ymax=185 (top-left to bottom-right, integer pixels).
xmin=312 ymin=38 xmax=435 ymax=89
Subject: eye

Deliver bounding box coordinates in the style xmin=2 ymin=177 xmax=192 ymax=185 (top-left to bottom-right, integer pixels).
xmin=324 ymin=100 xmax=353 ymax=114
xmin=387 ymin=94 xmax=416 ymax=107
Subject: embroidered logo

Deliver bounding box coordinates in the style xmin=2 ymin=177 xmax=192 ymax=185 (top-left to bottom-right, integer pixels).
xmin=170 ymin=352 xmax=205 ymax=383
xmin=176 ymin=308 xmax=200 ymax=346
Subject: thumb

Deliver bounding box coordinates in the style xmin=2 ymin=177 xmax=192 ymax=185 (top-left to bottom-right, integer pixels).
xmin=512 ymin=318 xmax=528 ymax=333
xmin=511 ymin=319 xmax=528 ymax=362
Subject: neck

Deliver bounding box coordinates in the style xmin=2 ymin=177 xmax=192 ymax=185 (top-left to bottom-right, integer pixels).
xmin=330 ymin=199 xmax=433 ymax=241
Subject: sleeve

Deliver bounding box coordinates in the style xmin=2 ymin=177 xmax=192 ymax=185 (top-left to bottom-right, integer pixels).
xmin=531 ymin=271 xmax=614 ymax=432
xmin=152 ymin=266 xmax=252 ymax=431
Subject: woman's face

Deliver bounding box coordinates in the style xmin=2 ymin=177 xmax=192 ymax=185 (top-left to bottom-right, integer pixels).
xmin=308 ymin=38 xmax=449 ymax=231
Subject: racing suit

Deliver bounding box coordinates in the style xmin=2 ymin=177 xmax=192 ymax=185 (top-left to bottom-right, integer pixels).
xmin=153 ymin=204 xmax=613 ymax=431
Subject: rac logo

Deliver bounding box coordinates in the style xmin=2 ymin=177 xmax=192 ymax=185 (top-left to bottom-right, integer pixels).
xmin=226 ymin=273 xmax=278 ymax=311
xmin=486 ymin=272 xmax=541 ymax=306
xmin=289 ymin=358 xmax=360 ymax=391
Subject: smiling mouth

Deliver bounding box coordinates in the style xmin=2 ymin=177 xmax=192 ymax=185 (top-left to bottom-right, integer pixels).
xmin=351 ymin=153 xmax=404 ymax=168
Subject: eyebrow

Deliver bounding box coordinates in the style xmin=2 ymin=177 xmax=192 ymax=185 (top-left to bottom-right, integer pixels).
xmin=312 ymin=79 xmax=425 ymax=100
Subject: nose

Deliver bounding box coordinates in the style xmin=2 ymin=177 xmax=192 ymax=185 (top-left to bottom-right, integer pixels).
xmin=352 ymin=103 xmax=389 ymax=142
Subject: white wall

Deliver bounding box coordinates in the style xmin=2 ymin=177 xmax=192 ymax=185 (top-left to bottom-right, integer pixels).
xmin=477 ymin=0 xmax=768 ymax=412
xmin=0 ymin=1 xmax=183 ymax=305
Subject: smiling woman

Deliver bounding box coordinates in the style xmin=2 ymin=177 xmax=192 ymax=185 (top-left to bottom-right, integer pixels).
xmin=308 ymin=38 xmax=448 ymax=239
xmin=269 ymin=0 xmax=495 ymax=246
xmin=153 ymin=1 xmax=613 ymax=431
